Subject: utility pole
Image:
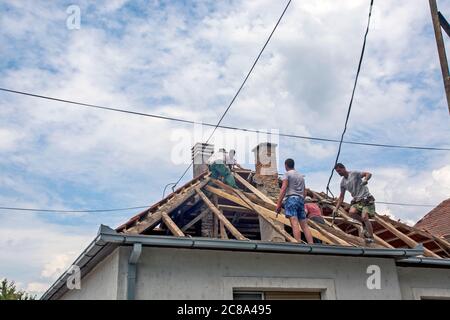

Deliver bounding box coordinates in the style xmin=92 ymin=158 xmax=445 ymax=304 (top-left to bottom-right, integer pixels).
xmin=429 ymin=0 xmax=450 ymax=114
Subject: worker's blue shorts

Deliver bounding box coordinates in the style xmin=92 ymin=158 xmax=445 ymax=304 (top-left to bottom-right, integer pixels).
xmin=284 ymin=196 xmax=306 ymax=220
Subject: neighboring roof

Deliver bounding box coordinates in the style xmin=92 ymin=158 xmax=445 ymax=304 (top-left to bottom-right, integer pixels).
xmin=415 ymin=199 xmax=450 ymax=240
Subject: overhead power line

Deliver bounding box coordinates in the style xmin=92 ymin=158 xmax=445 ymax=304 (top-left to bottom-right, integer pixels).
xmin=375 ymin=201 xmax=435 ymax=208
xmin=168 ymin=0 xmax=294 ymax=192
xmin=1 ymin=87 xmax=448 ymax=152
xmin=326 ymin=0 xmax=375 ymax=197
xmin=0 ymin=205 xmax=149 ymax=214
xmin=0 ymin=200 xmax=436 ymax=215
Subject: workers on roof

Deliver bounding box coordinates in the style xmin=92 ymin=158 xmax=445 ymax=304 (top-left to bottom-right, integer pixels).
xmin=305 ymin=196 xmax=325 ymax=225
xmin=226 ymin=149 xmax=244 ymax=171
xmin=333 ymin=163 xmax=375 ymax=244
xmin=207 ymin=148 xmax=238 ymax=188
xmin=276 ymin=158 xmax=314 ymax=244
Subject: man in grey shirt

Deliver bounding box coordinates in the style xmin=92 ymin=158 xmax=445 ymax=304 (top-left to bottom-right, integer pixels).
xmin=333 ymin=163 xmax=375 ymax=243
xmin=276 ymin=159 xmax=313 ymax=244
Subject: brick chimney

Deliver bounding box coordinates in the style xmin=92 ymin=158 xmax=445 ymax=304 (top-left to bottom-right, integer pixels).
xmin=191 ymin=143 xmax=214 ymax=178
xmin=252 ymin=143 xmax=284 ymax=242
xmin=251 ymin=142 xmax=280 ymax=199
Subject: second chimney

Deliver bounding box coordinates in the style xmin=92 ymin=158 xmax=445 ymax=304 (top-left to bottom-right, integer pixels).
xmin=191 ymin=143 xmax=214 ymax=178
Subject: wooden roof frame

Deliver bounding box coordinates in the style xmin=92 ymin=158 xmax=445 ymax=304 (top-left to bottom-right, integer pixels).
xmin=116 ymin=170 xmax=450 ymax=259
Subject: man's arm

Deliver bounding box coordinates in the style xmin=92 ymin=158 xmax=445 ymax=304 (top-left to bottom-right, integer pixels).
xmin=334 ymin=191 xmax=345 ymax=215
xmin=276 ymin=180 xmax=288 ymax=213
xmin=234 ymin=163 xmax=244 ymax=170
xmin=361 ymin=172 xmax=372 ymax=185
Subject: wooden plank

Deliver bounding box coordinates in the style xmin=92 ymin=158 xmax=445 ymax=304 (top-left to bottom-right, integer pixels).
xmin=374 ymin=216 xmax=440 ymax=258
xmin=311 ymin=191 xmax=394 ymax=248
xmin=181 ymin=208 xmax=209 ymax=232
xmin=387 ymin=218 xmax=450 ymax=254
xmin=213 ymin=195 xmax=219 ymax=238
xmin=205 ymin=183 xmax=334 ymax=245
xmin=220 ymin=221 xmax=229 ymax=240
xmin=129 ymin=211 xmax=163 ymax=234
xmin=161 ymin=212 xmax=185 ymax=237
xmin=233 ymin=172 xmax=276 ymax=205
xmin=195 ymin=187 xmax=247 ymax=241
xmin=218 ymin=205 xmax=254 ymax=214
xmin=308 ymin=220 xmax=347 ymax=245
xmin=125 ymin=178 xmax=209 ymax=234
xmin=117 ymin=173 xmax=209 ymax=232
xmin=234 ymin=189 xmax=299 ymax=243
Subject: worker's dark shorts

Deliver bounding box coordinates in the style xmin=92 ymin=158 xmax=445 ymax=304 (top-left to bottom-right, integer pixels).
xmin=284 ymin=196 xmax=306 ymax=221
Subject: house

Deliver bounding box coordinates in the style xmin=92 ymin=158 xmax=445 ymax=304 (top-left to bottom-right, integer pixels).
xmin=415 ymin=199 xmax=450 ymax=241
xmin=41 ymin=143 xmax=450 ymax=300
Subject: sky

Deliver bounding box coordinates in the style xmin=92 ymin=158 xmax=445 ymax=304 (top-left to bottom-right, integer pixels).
xmin=0 ymin=0 xmax=449 ymax=298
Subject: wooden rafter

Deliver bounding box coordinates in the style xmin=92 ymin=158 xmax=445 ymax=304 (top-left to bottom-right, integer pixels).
xmin=233 ymin=172 xmax=276 ymax=205
xmin=205 ymin=183 xmax=335 ymax=245
xmin=181 ymin=208 xmax=209 ymax=232
xmin=161 ymin=212 xmax=185 ymax=237
xmin=218 ymin=205 xmax=254 ymax=214
xmin=374 ymin=216 xmax=441 ymax=258
xmin=234 ymin=189 xmax=300 ymax=243
xmin=124 ymin=178 xmax=210 ymax=234
xmin=195 ymin=187 xmax=247 ymax=241
xmin=308 ymin=220 xmax=349 ymax=246
xmin=220 ymin=222 xmax=229 ymax=240
xmin=383 ymin=217 xmax=450 ymax=256
xmin=310 ymin=191 xmax=394 ymax=249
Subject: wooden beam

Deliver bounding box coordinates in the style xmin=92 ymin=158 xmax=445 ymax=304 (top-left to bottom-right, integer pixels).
xmin=233 ymin=172 xmax=276 ymax=205
xmin=311 ymin=191 xmax=394 ymax=248
xmin=125 ymin=178 xmax=209 ymax=234
xmin=161 ymin=212 xmax=185 ymax=237
xmin=213 ymin=195 xmax=219 ymax=238
xmin=181 ymin=208 xmax=209 ymax=232
xmin=374 ymin=216 xmax=440 ymax=258
xmin=128 ymin=211 xmax=163 ymax=235
xmin=220 ymin=221 xmax=229 ymax=240
xmin=195 ymin=187 xmax=247 ymax=241
xmin=218 ymin=205 xmax=254 ymax=214
xmin=375 ymin=228 xmax=389 ymax=235
xmin=205 ymin=183 xmax=334 ymax=245
xmin=234 ymin=189 xmax=300 ymax=243
xmin=308 ymin=220 xmax=349 ymax=246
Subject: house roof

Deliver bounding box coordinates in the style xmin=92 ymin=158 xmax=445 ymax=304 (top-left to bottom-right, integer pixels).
xmin=415 ymin=198 xmax=450 ymax=240
xmin=116 ymin=170 xmax=450 ymax=259
xmin=40 ymin=225 xmax=434 ymax=300
xmin=41 ymin=169 xmax=450 ymax=300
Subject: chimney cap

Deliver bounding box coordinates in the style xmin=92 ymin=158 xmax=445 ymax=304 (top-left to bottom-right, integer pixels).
xmin=252 ymin=142 xmax=278 ymax=153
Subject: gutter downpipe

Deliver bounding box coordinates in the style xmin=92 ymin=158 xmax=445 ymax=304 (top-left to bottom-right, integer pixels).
xmin=127 ymin=242 xmax=142 ymax=300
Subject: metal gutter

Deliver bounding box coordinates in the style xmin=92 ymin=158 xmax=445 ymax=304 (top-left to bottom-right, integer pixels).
xmin=397 ymin=256 xmax=450 ymax=268
xmin=41 ymin=224 xmax=429 ymax=300
xmin=103 ymin=232 xmax=424 ymax=258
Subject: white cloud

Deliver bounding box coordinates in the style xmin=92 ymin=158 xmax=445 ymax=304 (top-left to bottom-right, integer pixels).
xmin=26 ymin=282 xmax=51 ymax=296
xmin=41 ymin=252 xmax=78 ymax=280
xmin=0 ymin=0 xmax=450 ymax=296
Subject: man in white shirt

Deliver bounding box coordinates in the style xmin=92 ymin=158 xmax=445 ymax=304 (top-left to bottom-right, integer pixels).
xmin=226 ymin=149 xmax=244 ymax=171
xmin=208 ymin=149 xmax=238 ymax=188
xmin=333 ymin=163 xmax=375 ymax=244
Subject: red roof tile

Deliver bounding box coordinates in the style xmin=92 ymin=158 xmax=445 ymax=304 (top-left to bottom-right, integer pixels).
xmin=415 ymin=198 xmax=450 ymax=240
